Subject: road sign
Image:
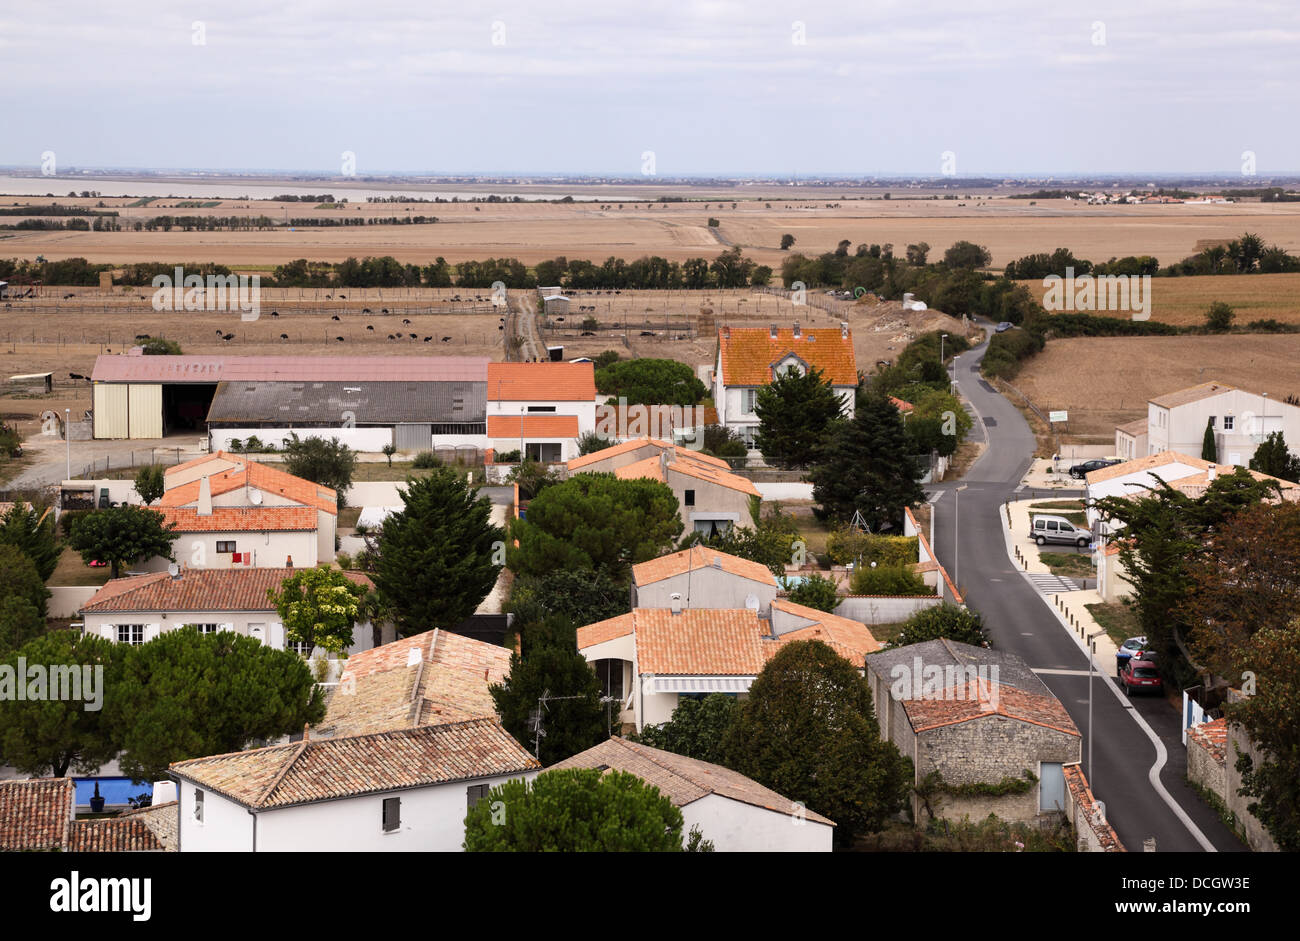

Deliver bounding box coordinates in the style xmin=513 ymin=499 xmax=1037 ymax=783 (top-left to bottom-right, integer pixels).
xmin=1049 ymin=410 xmax=1068 ymax=423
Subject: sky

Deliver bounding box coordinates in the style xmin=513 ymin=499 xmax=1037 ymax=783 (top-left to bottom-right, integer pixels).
xmin=2 ymin=1 xmax=1298 ymax=177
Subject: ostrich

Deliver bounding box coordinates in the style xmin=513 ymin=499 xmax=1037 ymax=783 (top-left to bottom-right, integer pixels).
xmin=441 ymin=336 xmax=452 ymax=343
xmin=280 ymin=333 xmax=289 ymax=340
xmin=331 ymin=315 xmax=340 ymax=321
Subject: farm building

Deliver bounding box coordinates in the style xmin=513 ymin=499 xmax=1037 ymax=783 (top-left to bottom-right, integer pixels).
xmin=542 ymin=294 xmax=570 ymax=316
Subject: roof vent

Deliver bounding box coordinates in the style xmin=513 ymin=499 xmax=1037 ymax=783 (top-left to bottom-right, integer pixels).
xmin=841 ymin=321 xmax=849 ymax=338
xmin=793 ymin=322 xmax=801 ymax=338
xmin=670 ymin=592 xmax=683 ymax=615
xmin=770 ymin=323 xmax=778 ymax=339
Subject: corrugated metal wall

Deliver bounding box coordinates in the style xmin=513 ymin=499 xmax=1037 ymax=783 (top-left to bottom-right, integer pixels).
xmin=393 ymin=424 xmax=428 ymax=451
xmin=93 ymin=384 xmax=128 ymax=438
xmin=128 ymin=384 xmax=163 ymax=438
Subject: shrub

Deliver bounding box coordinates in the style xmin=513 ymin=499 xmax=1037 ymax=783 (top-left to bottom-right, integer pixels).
xmin=826 ymin=529 xmax=917 ymax=567
xmin=493 ymin=448 xmax=521 ymax=464
xmin=412 ymin=450 xmax=441 ymax=469
xmin=335 ymin=551 xmax=353 ymax=570
xmin=244 ymin=435 xmax=264 ymax=452
xmin=59 ymin=508 xmax=90 ymax=536
xmin=783 ymin=573 xmax=841 ymax=612
xmin=849 ymin=563 xmax=932 ymax=596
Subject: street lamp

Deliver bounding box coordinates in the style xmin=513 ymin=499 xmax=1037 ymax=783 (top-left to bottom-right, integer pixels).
xmin=940 ymin=333 xmax=947 ymax=366
xmin=1087 ymin=628 xmax=1106 ymax=787
xmin=64 ymin=408 xmax=71 ymax=480
xmin=954 ymin=483 xmax=968 ymax=590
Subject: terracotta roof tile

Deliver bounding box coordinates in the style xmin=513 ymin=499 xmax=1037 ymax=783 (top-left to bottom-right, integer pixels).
xmin=576 ymin=612 xmax=638 ymax=649
xmin=0 ymin=778 xmax=73 ymax=851
xmin=487 ymin=362 xmax=596 ymax=401
xmin=487 ymin=415 xmax=579 ymax=438
xmin=159 ymin=505 xmax=319 ymax=532
xmin=568 ymin=437 xmax=730 ymax=471
xmin=161 ymin=457 xmax=337 ymax=515
xmin=718 ymin=326 xmax=858 ymax=386
xmin=615 ymin=454 xmax=665 ymax=483
xmin=1188 ymin=717 xmax=1228 ymax=763
xmin=170 ymin=718 xmax=539 ymax=810
xmin=552 ymin=738 xmax=835 ymax=826
xmin=82 ymin=567 xmax=372 ymax=613
xmin=68 ymin=817 xmax=166 ymax=852
xmin=902 ymin=681 xmax=1081 ymax=737
xmin=632 ymin=546 xmax=777 ymax=588
xmin=769 ymin=600 xmax=882 ymax=661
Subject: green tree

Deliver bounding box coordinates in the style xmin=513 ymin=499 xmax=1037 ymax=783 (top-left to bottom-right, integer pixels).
xmin=0 ymin=501 xmax=58 ymax=581
xmin=268 ymin=565 xmax=367 ymax=655
xmin=893 ymin=603 xmax=989 ymax=647
xmin=464 ymin=768 xmax=684 ymax=851
xmin=372 ymin=469 xmax=503 ymax=636
xmin=632 ymin=693 xmax=738 ymax=765
xmin=133 ymin=465 xmax=166 ymax=505
xmin=577 ymin=430 xmax=609 ymax=456
xmin=943 ymin=240 xmax=992 ymax=269
xmin=722 ymin=640 xmax=912 ymax=845
xmin=1202 ymin=417 xmax=1218 ymax=462
xmin=281 ymin=433 xmax=355 ymax=507
xmin=509 ymin=473 xmax=682 ymax=580
xmin=381 ymin=443 xmax=396 ymax=467
xmin=0 ymin=544 xmax=52 ymax=617
xmin=780 ymin=233 xmax=795 ymax=250
xmin=699 ymin=424 xmax=747 ymax=461
xmin=67 ymin=505 xmax=177 ymax=578
xmin=784 ymin=572 xmax=840 ymax=612
xmin=753 ymin=365 xmax=846 ymax=469
xmin=508 ymin=568 xmax=631 ymax=628
xmin=140 ymin=336 xmax=182 ymax=355
xmin=489 ymin=615 xmax=607 ymax=765
xmin=110 ymin=628 xmax=325 ymax=780
xmin=0 ymin=595 xmax=46 ymax=653
xmin=809 ymin=389 xmax=926 ymax=531
xmin=1249 ymin=431 xmax=1300 ymax=482
xmin=595 ymin=358 xmax=707 ymax=406
xmin=1205 ymin=301 xmax=1235 ymax=333
xmin=0 ymin=631 xmax=122 ymax=776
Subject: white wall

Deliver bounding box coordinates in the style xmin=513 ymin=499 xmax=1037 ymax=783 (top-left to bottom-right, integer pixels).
xmin=148 ymin=530 xmax=318 ymax=571
xmin=754 ymin=482 xmax=814 ymax=501
xmin=178 ymin=782 xmax=256 ymax=851
xmin=82 ymin=611 xmax=377 ymax=654
xmin=210 ymin=427 xmax=394 ymax=453
xmin=252 ymin=772 xmax=537 ymax=852
xmin=49 ymin=586 xmax=99 ymax=618
xmin=1085 ymin=460 xmax=1207 ymax=530
xmin=832 ymin=595 xmax=944 ymax=624
xmin=635 ymin=569 xmax=776 ymax=612
xmin=681 ymin=793 xmax=833 ymax=852
xmin=487 ymin=400 xmax=596 ymax=437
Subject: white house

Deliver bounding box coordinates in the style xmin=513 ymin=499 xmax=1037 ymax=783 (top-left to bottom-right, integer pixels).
xmin=78 ymin=566 xmax=383 ymax=656
xmin=1084 ymin=451 xmax=1215 ymax=533
xmin=486 ymin=362 xmax=597 ymax=463
xmin=170 ymin=718 xmax=540 ymax=852
xmin=1139 ymin=381 xmax=1300 ymax=467
xmin=630 ymin=545 xmax=779 ymax=612
xmin=552 ymin=737 xmax=835 ymax=851
xmin=713 ymin=323 xmax=858 ymax=447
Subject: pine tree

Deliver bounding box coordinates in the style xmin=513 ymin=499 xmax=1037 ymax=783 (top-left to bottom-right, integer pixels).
xmin=1249 ymin=431 xmax=1300 ymax=482
xmin=1202 ymin=417 xmax=1218 ymax=462
xmin=754 ymin=365 xmax=846 ymax=469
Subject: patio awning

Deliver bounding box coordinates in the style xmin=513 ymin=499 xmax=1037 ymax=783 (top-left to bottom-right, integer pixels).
xmin=645 ymin=675 xmax=753 ymax=695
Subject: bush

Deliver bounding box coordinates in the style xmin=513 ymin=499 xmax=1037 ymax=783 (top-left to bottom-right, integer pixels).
xmin=893 ymin=603 xmax=989 ymax=647
xmin=59 ymin=508 xmax=90 ymax=536
xmin=849 ymin=564 xmax=932 ymax=596
xmin=783 ymin=573 xmax=840 ymax=612
xmin=412 ymin=450 xmax=441 ymax=469
xmin=492 ymin=449 xmax=521 ymax=464
xmin=335 ymin=551 xmax=353 ymax=570
xmin=826 ymin=529 xmax=917 ymax=567
xmin=244 ymin=435 xmax=264 ymax=452
xmin=1205 ymin=301 xmax=1235 ymax=333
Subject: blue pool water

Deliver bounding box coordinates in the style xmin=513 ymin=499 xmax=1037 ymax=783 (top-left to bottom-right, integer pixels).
xmin=780 ymin=575 xmax=808 ymax=589
xmin=74 ymin=777 xmax=152 ymax=806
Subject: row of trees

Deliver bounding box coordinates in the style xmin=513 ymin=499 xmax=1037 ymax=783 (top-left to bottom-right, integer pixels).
xmin=1002 ymin=233 xmax=1299 ymax=279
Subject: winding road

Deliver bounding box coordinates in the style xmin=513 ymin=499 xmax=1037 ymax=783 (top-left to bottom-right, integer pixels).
xmin=925 ymin=326 xmax=1244 ymax=853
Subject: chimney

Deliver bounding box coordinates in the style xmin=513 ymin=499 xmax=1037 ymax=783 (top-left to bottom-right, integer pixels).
xmin=670 ymin=592 xmax=683 ymax=615
xmin=793 ymin=321 xmax=801 ymax=339
xmin=285 ymin=555 xmax=294 ymax=568
xmin=1207 ymin=464 xmax=1217 ymax=481
xmin=722 ymin=325 xmax=730 ymax=339
xmin=302 ymin=723 xmax=310 ymax=742
xmin=197 ymin=475 xmax=212 ymax=516
xmin=770 ymin=323 xmax=778 ymax=339
xmin=841 ymin=320 xmax=849 ymax=339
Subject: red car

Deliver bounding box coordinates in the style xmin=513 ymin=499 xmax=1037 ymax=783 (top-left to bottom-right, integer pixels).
xmin=1120 ymin=658 xmax=1163 ymax=696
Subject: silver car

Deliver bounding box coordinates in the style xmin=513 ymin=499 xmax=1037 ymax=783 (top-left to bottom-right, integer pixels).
xmin=1030 ymin=514 xmax=1091 ymax=548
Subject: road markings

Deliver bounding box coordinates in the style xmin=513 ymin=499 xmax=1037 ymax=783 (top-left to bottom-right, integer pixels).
xmin=1033 ymin=668 xmax=1096 ymax=676
xmin=1026 ymin=573 xmax=1086 ymax=593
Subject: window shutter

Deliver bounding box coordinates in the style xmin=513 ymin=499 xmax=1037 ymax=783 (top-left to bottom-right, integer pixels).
xmin=101 ymin=624 xmax=115 ymax=642
xmin=144 ymin=624 xmax=161 ymax=642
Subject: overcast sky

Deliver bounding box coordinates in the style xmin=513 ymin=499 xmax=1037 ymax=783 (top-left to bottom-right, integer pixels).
xmin=3 ymin=1 xmax=1297 ymax=177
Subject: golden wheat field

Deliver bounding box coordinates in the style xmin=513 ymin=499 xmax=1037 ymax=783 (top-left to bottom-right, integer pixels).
xmin=1020 ymin=272 xmax=1300 ymax=326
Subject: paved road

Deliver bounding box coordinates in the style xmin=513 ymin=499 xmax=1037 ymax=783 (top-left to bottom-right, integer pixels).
xmin=926 ymin=327 xmax=1243 ymax=853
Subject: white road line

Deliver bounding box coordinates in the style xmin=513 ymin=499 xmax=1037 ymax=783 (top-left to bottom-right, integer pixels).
xmin=1032 ymin=668 xmax=1095 ymax=676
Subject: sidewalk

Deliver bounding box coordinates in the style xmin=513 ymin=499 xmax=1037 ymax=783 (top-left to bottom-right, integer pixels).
xmin=1019 ymin=456 xmax=1081 ymax=490
xmin=1001 ymin=497 xmax=1120 ymax=675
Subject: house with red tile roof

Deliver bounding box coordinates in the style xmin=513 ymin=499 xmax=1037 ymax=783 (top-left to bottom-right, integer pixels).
xmin=79 ymin=566 xmax=384 ymax=656
xmin=0 ymin=777 xmax=172 ymax=852
xmin=631 ymin=545 xmax=779 ymax=612
xmin=712 ymin=322 xmax=858 ymax=447
xmin=552 ymin=737 xmax=834 ymax=851
xmin=569 ymin=438 xmax=760 ymax=538
xmin=486 ymin=361 xmax=597 ymax=463
xmin=149 ymin=452 xmax=338 ymax=569
xmin=169 ymin=718 xmax=539 ymax=852
xmin=576 ymin=604 xmax=881 ymax=732
xmin=864 ymin=639 xmax=1083 ymax=825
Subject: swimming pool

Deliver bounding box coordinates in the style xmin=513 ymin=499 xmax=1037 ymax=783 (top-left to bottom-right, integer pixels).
xmin=74 ymin=777 xmax=152 ymax=807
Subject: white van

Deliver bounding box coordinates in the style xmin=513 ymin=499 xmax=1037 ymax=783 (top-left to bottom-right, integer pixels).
xmin=1030 ymin=514 xmax=1091 ymax=548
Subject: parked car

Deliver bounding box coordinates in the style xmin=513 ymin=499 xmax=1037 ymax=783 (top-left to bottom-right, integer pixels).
xmin=1030 ymin=514 xmax=1091 ymax=548
xmin=1068 ymin=458 xmax=1122 ymax=479
xmin=1116 ymin=635 xmax=1149 ymax=670
xmin=995 ymin=321 xmax=1014 ymax=333
xmin=1120 ymin=657 xmax=1163 ymax=696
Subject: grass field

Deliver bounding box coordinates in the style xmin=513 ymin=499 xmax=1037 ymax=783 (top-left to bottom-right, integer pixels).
xmin=1021 ymin=272 xmax=1300 ymax=326
xmin=1038 ymin=551 xmax=1094 ymax=578
xmin=1086 ymin=601 xmax=1143 ymax=649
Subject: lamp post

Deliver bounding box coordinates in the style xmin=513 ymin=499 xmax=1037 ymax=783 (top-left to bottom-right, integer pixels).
xmin=940 ymin=333 xmax=947 ymax=366
xmin=954 ymin=483 xmax=968 ymax=590
xmin=65 ymin=408 xmax=71 ymax=480
xmin=1087 ymin=628 xmax=1106 ymax=786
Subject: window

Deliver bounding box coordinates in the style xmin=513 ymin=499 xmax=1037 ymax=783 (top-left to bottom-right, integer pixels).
xmin=525 ymin=442 xmax=562 ymax=463
xmin=216 ymin=541 xmax=236 ymax=554
xmin=526 ymin=405 xmax=556 ymax=412
xmin=194 ymin=789 xmax=204 ymax=823
xmin=743 ymin=390 xmax=758 ymax=415
xmin=1223 ymin=415 xmax=1234 ymax=431
xmin=382 ymin=796 xmax=401 ymax=832
xmin=467 ymin=784 xmax=491 ymax=810
xmin=684 ymin=489 xmax=695 ymax=507
xmin=117 ymin=624 xmax=145 ymax=646
xmin=194 ymin=623 xmax=220 ymax=635
xmin=287 ymin=640 xmax=312 ymax=656
xmin=593 ymin=659 xmax=624 ymax=702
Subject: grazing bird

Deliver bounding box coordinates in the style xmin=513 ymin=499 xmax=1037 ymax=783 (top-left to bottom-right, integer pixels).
xmin=338 ymin=294 xmax=346 ymax=299
xmin=362 ymin=307 xmax=371 ymax=314
xmin=409 ymin=332 xmax=417 ymax=339
xmin=216 ymin=329 xmax=225 ymax=335
xmin=423 ymin=336 xmax=432 ymax=342
xmin=221 ymin=333 xmax=235 ymax=341
xmin=280 ymin=333 xmax=289 ymax=340
xmin=336 ymin=336 xmax=345 ymax=342
xmin=325 ymin=294 xmax=333 ymax=299
xmin=441 ymin=336 xmax=451 ymax=342
xmin=366 ymin=325 xmax=374 ymax=331
xmin=387 ymin=334 xmax=396 ymax=340
xmin=270 ymin=310 xmax=278 ymax=317
xmin=381 ymin=307 xmax=388 ymax=314
xmin=402 ymin=318 xmax=411 ymax=324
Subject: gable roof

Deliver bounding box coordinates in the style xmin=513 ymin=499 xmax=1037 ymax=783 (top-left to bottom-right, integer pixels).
xmin=487 ymin=362 xmax=596 ymax=401
xmin=316 ymin=629 xmax=511 ymax=737
xmin=1149 ymin=381 xmax=1237 ymax=409
xmin=865 ymin=638 xmax=1051 ymax=697
xmin=551 ymin=738 xmax=835 ymax=826
xmin=901 ymin=680 xmax=1080 ymax=737
xmin=486 ymin=414 xmax=580 ymax=438
xmin=81 ymin=567 xmax=373 ymax=614
xmin=0 ymin=778 xmax=73 ymax=851
xmin=632 ymin=546 xmax=777 ymax=589
xmin=666 ymin=452 xmax=762 ymax=497
xmin=1115 ymin=417 xmax=1149 ymax=437
xmin=158 ymin=505 xmax=319 ymax=533
xmin=769 ymin=600 xmax=883 ymax=662
xmin=718 ymin=326 xmax=857 ymax=387
xmin=161 ymin=455 xmax=337 ymax=515
xmin=170 ymin=718 xmax=539 ymax=810
xmin=589 ymin=440 xmax=759 ymax=497
xmin=1085 ymin=450 xmax=1212 ymax=486
xmin=69 ymin=817 xmax=167 ymax=852
xmin=567 ymin=437 xmax=730 ymax=472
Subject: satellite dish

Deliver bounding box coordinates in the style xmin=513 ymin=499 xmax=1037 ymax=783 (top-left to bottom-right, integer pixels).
xmin=248 ymin=488 xmax=263 ymax=505
xmin=745 ymin=593 xmax=760 ymax=611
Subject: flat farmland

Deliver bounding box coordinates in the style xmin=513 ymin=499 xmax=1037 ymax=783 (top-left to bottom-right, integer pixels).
xmin=1019 ymin=272 xmax=1300 ymax=326
xmin=1011 ymin=334 xmax=1300 ymax=439
xmin=5 ymin=194 xmax=1300 ymax=270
